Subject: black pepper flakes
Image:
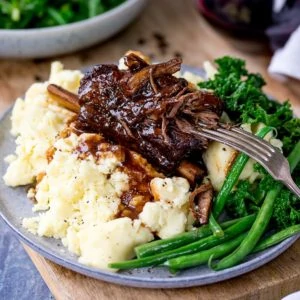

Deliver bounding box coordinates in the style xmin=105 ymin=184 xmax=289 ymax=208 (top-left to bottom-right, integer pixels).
xmin=174 ymin=51 xmax=183 ymax=59
xmin=34 ymin=75 xmax=43 ymax=82
xmin=137 ymin=38 xmax=146 ymax=45
xmin=153 ymin=32 xmax=169 ymax=55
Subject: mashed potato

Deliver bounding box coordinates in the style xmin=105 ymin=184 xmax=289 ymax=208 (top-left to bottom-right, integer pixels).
xmin=21 ymin=131 xmax=153 ymax=269
xmin=3 ymin=62 xmax=81 ymax=186
xmin=78 ymin=218 xmax=152 ymax=269
xmin=140 ymin=177 xmax=190 ymax=239
xmin=21 ymin=130 xmax=190 ymax=270
xmin=4 ymin=62 xmax=192 ymax=271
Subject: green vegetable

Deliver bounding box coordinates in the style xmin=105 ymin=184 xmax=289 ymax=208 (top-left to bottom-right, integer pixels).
xmin=272 ymin=180 xmax=300 ymax=229
xmin=225 ymin=170 xmax=277 ymax=219
xmin=212 ymin=142 xmax=300 ymax=271
xmin=281 ymin=118 xmax=300 ymax=154
xmin=0 ymin=0 xmax=126 ymax=29
xmin=212 ymin=126 xmax=273 ymax=219
xmin=165 ymin=233 xmax=247 ymax=272
xmin=225 ymin=180 xmax=256 ymax=218
xmin=209 ymin=126 xmax=272 ymax=237
xmin=199 ymin=57 xmax=299 ymax=155
xmin=253 ymin=224 xmax=300 ymax=253
xmin=135 ymin=215 xmax=252 ymax=258
xmin=208 ymin=213 xmax=224 ymax=237
xmin=226 ymin=154 xmax=300 ymax=230
xmin=165 ymin=224 xmax=300 ymax=272
xmin=201 ymin=55 xmax=299 ymax=234
xmin=109 ymin=214 xmax=256 ymax=270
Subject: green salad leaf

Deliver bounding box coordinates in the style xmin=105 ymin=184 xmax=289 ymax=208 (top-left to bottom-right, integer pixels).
xmin=0 ymin=0 xmax=126 ymax=29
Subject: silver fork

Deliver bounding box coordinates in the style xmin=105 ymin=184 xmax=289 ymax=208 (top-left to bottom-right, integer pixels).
xmin=190 ymin=126 xmax=300 ymax=198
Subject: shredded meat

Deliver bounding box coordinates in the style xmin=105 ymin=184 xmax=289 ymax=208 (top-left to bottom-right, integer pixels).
xmin=76 ymin=53 xmax=223 ymax=174
xmin=176 ymin=160 xmax=205 ymax=186
xmin=189 ymin=182 xmax=214 ymax=224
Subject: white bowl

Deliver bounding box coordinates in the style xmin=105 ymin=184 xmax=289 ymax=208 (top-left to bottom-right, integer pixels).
xmin=0 ymin=0 xmax=147 ymax=59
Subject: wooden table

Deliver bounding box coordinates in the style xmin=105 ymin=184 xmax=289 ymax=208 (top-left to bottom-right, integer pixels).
xmin=1 ymin=1 xmax=299 ymax=299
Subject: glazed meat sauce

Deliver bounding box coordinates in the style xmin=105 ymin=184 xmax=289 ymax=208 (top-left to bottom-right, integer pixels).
xmin=76 ymin=53 xmax=223 ymax=175
xmin=48 ymin=53 xmax=222 ymax=223
xmin=74 ymin=133 xmax=163 ymax=219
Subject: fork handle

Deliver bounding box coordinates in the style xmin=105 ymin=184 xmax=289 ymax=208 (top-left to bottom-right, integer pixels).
xmin=282 ymin=174 xmax=300 ymax=198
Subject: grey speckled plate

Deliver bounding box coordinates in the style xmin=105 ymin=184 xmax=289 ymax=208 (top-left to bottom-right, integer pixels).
xmin=0 ymin=66 xmax=299 ymax=289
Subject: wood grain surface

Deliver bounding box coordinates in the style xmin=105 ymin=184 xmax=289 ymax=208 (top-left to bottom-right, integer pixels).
xmin=1 ymin=0 xmax=300 ymax=299
xmin=24 ymin=243 xmax=300 ymax=300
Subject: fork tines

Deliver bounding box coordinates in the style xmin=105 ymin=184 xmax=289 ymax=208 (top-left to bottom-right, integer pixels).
xmin=191 ymin=126 xmax=275 ymax=163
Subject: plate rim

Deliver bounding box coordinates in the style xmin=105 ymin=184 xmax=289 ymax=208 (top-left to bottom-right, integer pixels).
xmin=0 ymin=65 xmax=299 ymax=289
xmin=0 ymin=207 xmax=297 ymax=289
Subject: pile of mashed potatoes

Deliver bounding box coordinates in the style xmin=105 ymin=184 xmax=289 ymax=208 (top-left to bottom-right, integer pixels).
xmin=3 ymin=62 xmax=192 ymax=271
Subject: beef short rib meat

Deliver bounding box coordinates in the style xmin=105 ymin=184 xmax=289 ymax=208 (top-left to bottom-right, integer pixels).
xmin=77 ymin=53 xmax=223 ymax=174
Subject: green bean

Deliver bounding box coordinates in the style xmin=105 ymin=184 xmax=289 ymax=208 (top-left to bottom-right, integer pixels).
xmin=135 ymin=215 xmax=254 ymax=258
xmin=166 ymin=224 xmax=300 ymax=272
xmin=212 ymin=126 xmax=273 ymax=219
xmin=288 ymin=142 xmax=300 ymax=171
xmin=253 ymin=224 xmax=300 ymax=253
xmin=165 ymin=233 xmax=247 ymax=272
xmin=212 ymin=142 xmax=300 ymax=271
xmin=209 ymin=213 xmax=224 ymax=237
xmin=109 ymin=214 xmax=256 ymax=270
